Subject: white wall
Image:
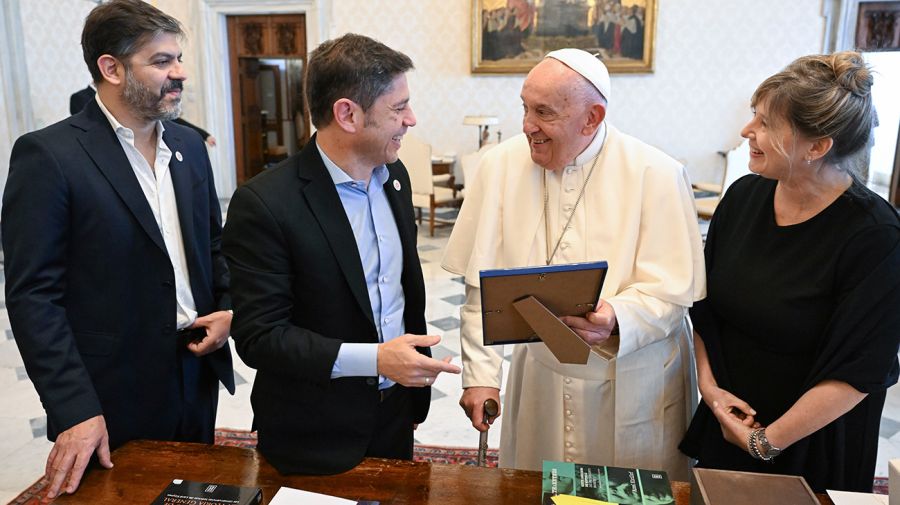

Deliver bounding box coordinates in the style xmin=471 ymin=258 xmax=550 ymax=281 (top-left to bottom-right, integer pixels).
xmin=330 ymin=0 xmax=825 ymax=183
xmin=19 ymin=0 xmax=95 ymax=130
xmin=3 ymin=0 xmax=827 ymax=196
xmin=865 ymin=52 xmax=900 ymax=186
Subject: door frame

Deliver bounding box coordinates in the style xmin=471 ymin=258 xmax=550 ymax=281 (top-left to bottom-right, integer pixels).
xmin=195 ymin=0 xmax=330 ymax=198
xmin=892 ymin=121 xmax=900 ymax=207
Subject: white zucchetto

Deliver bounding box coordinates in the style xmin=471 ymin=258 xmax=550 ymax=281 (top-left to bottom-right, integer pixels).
xmin=545 ymin=48 xmax=612 ymax=104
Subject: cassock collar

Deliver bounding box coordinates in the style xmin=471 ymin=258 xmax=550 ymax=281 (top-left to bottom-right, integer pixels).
xmin=570 ymin=122 xmax=607 ymax=168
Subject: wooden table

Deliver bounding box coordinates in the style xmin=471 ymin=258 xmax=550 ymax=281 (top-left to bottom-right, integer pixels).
xmin=52 ymin=440 xmax=833 ymax=504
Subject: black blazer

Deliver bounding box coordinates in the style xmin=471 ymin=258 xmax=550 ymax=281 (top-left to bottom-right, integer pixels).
xmin=223 ymin=135 xmax=430 ymax=475
xmin=2 ymin=100 xmax=234 ymax=449
xmin=69 ymin=85 xmax=94 ymax=115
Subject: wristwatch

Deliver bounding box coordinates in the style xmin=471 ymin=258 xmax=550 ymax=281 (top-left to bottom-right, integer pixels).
xmin=756 ymin=429 xmax=782 ymax=459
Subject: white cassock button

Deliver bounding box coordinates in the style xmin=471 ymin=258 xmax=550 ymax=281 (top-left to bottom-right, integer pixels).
xmin=565 ymin=425 xmax=573 ymax=432
xmin=175 ymin=151 xmax=183 ymax=162
xmin=393 ymin=180 xmax=401 ymax=191
xmin=566 ymin=410 xmax=572 ymax=416
xmin=564 ymin=378 xmax=572 ymax=384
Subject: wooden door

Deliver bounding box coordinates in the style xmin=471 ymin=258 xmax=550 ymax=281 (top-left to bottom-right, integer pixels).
xmin=227 ymin=14 xmax=307 ymax=185
xmin=238 ymin=58 xmax=265 ymax=181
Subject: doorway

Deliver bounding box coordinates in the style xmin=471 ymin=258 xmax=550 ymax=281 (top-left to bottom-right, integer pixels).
xmin=862 ymin=51 xmax=900 ymax=207
xmin=226 ymin=14 xmax=309 ymax=184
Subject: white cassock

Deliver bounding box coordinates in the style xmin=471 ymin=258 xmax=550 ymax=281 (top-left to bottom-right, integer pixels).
xmin=442 ymin=124 xmax=705 ymax=480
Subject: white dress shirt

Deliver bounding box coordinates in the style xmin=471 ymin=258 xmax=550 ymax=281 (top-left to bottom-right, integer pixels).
xmin=96 ymin=96 xmax=197 ymax=330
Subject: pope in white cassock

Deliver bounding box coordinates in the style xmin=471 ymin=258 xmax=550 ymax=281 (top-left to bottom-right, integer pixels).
xmin=442 ymin=49 xmax=705 ymax=480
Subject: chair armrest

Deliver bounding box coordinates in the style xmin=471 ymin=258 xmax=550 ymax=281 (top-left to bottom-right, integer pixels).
xmin=692 ymin=182 xmax=723 ymax=194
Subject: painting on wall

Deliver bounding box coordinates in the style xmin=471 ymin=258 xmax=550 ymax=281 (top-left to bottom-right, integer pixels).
xmin=472 ymin=0 xmax=656 ymax=74
xmin=855 ymin=1 xmax=900 ymax=51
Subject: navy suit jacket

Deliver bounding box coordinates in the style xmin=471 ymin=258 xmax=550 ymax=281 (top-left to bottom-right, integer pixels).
xmin=69 ymin=86 xmax=95 ymax=116
xmin=223 ymin=135 xmax=430 ymax=475
xmin=2 ymin=99 xmax=234 ymax=449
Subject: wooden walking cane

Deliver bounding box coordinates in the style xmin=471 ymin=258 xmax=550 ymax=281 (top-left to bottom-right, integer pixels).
xmin=477 ymin=398 xmax=499 ymax=467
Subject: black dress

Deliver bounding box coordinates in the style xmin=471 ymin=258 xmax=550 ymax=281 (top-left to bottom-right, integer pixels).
xmin=679 ymin=174 xmax=900 ymax=492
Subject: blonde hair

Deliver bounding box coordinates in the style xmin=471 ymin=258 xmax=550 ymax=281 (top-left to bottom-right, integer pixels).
xmin=751 ymin=51 xmax=875 ymax=170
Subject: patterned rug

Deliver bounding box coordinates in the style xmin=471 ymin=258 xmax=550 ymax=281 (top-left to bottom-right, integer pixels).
xmin=10 ymin=429 xmax=497 ymax=504
xmin=215 ymin=428 xmax=498 ymax=466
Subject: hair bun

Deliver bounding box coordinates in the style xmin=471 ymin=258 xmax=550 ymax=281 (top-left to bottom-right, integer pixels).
xmin=831 ymin=51 xmax=873 ymax=97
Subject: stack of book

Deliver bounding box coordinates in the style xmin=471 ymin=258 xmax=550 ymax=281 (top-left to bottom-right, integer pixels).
xmin=542 ymin=460 xmax=674 ymax=505
xmin=151 ymin=479 xmax=262 ymax=505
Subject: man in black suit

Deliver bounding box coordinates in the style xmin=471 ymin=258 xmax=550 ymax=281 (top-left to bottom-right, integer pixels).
xmin=223 ymin=33 xmax=460 ymax=475
xmin=69 ymin=85 xmax=95 ymax=116
xmin=2 ymin=0 xmax=233 ymax=500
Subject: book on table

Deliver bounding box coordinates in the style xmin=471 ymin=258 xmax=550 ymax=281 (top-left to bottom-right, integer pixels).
xmin=542 ymin=460 xmax=674 ymax=505
xmin=150 ymin=479 xmax=262 ymax=505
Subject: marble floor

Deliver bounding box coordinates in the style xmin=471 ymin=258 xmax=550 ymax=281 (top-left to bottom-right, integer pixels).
xmin=1 ymin=213 xmax=900 ymax=502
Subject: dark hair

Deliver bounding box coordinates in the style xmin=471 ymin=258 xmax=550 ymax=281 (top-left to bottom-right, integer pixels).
xmin=751 ymin=51 xmax=876 ymax=167
xmin=305 ymin=33 xmax=413 ymax=128
xmin=82 ymin=0 xmax=183 ymax=83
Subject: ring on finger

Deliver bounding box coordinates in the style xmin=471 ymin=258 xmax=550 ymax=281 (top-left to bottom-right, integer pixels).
xmin=424 ymin=377 xmax=431 ymax=385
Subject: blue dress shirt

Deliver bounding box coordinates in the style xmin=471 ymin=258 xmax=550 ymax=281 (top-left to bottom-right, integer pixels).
xmin=318 ymin=143 xmax=406 ymax=389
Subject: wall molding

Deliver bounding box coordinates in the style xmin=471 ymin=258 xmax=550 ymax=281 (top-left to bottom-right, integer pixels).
xmin=0 ymin=0 xmax=34 ymax=141
xmin=0 ymin=0 xmax=35 ymax=209
xmin=194 ymin=0 xmax=331 ymax=199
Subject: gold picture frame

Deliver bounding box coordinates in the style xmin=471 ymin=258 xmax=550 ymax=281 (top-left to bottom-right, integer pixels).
xmin=472 ymin=0 xmax=657 ymax=74
xmin=854 ymin=1 xmax=900 ymax=51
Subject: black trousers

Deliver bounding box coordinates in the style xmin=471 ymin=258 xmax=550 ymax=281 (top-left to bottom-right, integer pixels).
xmin=173 ymin=347 xmax=219 ymax=444
xmin=365 ymin=384 xmax=414 ymax=460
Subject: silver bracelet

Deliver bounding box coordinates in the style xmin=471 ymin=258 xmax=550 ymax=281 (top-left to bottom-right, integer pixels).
xmin=748 ymin=428 xmax=764 ymax=460
xmin=747 ymin=428 xmax=781 ymax=461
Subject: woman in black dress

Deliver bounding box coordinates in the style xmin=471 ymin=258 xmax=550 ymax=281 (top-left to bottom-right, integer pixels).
xmin=679 ymin=51 xmax=900 ymax=492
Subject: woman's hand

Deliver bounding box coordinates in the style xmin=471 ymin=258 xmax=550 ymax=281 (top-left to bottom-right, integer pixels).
xmin=710 ymin=400 xmax=761 ymax=454
xmin=701 ymin=383 xmax=758 ymax=427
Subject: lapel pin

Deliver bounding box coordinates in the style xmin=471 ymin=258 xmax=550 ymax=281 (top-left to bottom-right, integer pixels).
xmin=175 ymin=151 xmax=183 ymax=162
xmin=393 ymin=180 xmax=401 ymax=191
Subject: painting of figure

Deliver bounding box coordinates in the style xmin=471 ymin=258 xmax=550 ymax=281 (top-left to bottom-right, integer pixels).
xmin=854 ymin=1 xmax=900 ymax=51
xmin=473 ymin=0 xmax=656 ymax=73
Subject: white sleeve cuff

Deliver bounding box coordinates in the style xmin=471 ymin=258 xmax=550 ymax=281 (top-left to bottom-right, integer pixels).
xmin=330 ymin=343 xmax=379 ymax=378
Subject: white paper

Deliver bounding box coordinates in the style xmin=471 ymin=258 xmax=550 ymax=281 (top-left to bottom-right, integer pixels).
xmin=269 ymin=486 xmax=357 ymax=504
xmin=827 ymin=489 xmax=889 ymax=505
xmin=889 ymin=459 xmax=900 ymax=505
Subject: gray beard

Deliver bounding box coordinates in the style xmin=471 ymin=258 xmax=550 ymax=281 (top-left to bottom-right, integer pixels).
xmin=123 ymin=68 xmax=182 ymax=122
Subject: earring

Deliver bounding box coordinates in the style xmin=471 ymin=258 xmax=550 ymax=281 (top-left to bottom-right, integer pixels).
xmin=805 ymin=158 xmax=812 ymax=165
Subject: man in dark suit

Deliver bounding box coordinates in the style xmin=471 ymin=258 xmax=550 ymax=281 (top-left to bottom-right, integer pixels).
xmin=69 ymin=85 xmax=95 ymax=116
xmin=2 ymin=0 xmax=233 ymax=500
xmin=223 ymin=33 xmax=460 ymax=475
